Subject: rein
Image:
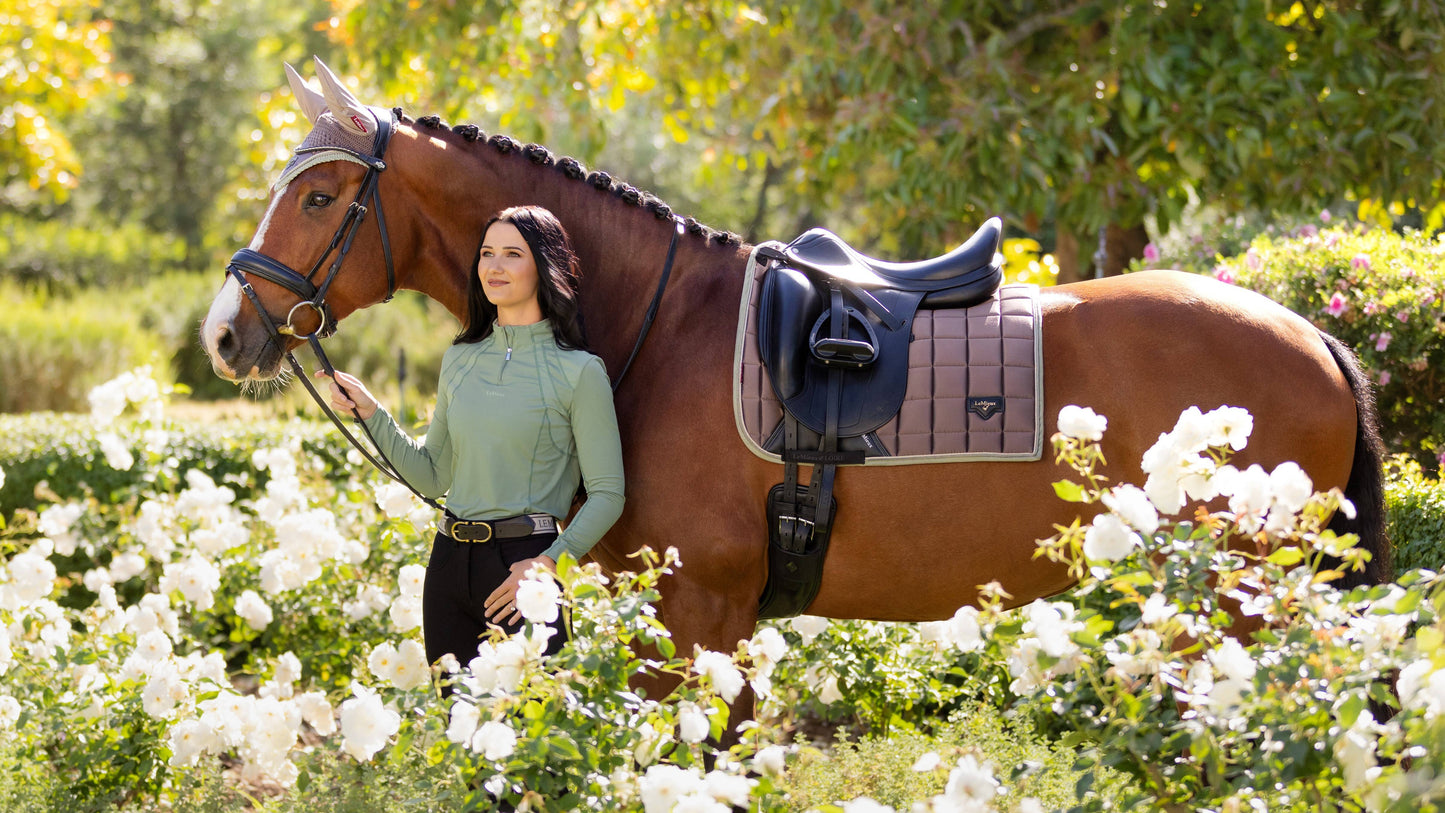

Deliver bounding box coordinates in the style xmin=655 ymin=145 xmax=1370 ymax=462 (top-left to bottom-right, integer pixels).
xmin=226 ymin=110 xmax=683 ymax=510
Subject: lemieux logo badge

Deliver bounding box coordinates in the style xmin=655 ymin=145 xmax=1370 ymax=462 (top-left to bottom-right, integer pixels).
xmin=966 ymin=396 xmax=1004 ymax=420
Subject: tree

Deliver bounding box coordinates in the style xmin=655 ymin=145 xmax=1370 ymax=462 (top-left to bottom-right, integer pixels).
xmin=0 ymin=0 xmax=111 ymax=210
xmin=69 ymin=0 xmax=337 ymax=269
xmin=335 ymin=1 xmax=1445 ymax=275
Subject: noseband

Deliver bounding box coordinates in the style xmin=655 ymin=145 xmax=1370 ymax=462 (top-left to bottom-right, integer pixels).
xmin=225 ymin=107 xmax=397 ymax=341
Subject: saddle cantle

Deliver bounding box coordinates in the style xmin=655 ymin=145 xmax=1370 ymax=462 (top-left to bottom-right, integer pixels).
xmin=752 ymin=219 xmax=1014 ymax=619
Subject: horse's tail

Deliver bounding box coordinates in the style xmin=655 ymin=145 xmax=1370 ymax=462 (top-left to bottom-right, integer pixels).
xmin=1319 ymin=330 xmax=1392 ymax=588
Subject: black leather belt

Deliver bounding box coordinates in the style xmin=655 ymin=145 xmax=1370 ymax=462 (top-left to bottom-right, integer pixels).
xmin=441 ymin=512 xmax=557 ymax=543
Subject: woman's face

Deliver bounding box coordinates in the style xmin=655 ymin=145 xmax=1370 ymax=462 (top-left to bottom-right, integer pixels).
xmin=477 ymin=221 xmax=541 ymax=313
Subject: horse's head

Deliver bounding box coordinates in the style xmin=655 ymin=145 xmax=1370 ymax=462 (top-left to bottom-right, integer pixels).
xmin=202 ymin=58 xmax=400 ymax=382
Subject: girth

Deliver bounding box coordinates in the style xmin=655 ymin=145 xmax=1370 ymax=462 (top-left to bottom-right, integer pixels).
xmin=755 ymin=219 xmax=1004 ymax=619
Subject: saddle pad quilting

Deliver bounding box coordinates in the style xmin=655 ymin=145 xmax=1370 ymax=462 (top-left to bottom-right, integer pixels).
xmin=734 ymin=244 xmax=1043 ymax=465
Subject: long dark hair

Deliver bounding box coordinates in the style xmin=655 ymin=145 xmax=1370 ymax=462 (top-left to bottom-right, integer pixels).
xmin=454 ymin=205 xmax=586 ymax=350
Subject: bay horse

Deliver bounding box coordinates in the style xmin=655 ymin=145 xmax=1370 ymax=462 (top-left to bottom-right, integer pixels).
xmin=202 ymin=62 xmax=1388 ymax=685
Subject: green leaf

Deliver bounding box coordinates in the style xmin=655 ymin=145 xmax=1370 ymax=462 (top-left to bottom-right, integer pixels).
xmin=1053 ymin=480 xmax=1088 ymax=502
xmin=1266 ymin=547 xmax=1305 ymax=566
xmin=1337 ymin=692 xmax=1366 ymax=729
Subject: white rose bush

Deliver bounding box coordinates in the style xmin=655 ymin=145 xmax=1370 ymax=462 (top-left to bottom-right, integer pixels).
xmin=2 ymin=367 xmax=1444 ymax=811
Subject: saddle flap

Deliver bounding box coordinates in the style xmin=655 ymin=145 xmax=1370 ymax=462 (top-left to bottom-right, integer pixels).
xmin=758 ymin=266 xmax=823 ymax=402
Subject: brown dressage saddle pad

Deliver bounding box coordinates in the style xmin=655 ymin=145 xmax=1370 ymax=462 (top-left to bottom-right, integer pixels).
xmin=734 ymin=248 xmax=1044 ymax=464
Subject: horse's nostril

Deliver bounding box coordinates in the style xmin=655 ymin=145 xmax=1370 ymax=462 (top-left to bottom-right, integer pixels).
xmin=215 ymin=324 xmax=237 ymax=360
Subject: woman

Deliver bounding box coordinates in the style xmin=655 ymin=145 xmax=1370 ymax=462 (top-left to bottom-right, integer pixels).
xmin=319 ymin=205 xmax=625 ymax=666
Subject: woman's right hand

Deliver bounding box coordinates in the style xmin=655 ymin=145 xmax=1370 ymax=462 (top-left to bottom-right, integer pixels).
xmin=316 ymin=370 xmax=379 ymax=420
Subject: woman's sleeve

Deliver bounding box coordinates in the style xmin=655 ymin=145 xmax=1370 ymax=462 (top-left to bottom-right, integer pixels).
xmin=542 ymin=358 xmax=625 ymax=563
xmin=360 ymin=374 xmax=455 ymax=499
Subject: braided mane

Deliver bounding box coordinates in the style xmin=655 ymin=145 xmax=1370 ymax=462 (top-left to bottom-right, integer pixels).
xmin=401 ymin=109 xmax=743 ymax=247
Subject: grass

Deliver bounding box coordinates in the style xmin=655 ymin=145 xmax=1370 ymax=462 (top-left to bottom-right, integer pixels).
xmin=783 ymin=703 xmax=1128 ymax=811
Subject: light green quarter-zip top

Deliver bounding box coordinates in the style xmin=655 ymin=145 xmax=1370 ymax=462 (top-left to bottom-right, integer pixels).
xmin=362 ymin=319 xmax=625 ymax=564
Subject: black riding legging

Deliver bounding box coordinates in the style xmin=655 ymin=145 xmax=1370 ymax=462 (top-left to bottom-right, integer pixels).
xmin=423 ymin=530 xmax=569 ymax=667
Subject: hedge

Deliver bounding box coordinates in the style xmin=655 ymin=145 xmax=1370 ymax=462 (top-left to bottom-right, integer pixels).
xmin=1 ymin=274 xmax=457 ymax=411
xmin=1386 ymin=455 xmax=1445 ymax=574
xmin=0 ymin=413 xmax=354 ymax=522
xmin=1143 ymin=222 xmax=1444 ymax=471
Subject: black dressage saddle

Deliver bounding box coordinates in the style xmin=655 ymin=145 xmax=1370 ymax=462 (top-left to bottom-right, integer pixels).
xmin=754 ymin=218 xmax=1003 ymax=618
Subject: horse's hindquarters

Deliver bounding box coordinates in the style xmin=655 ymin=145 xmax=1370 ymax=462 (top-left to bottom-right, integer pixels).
xmin=802 ymin=271 xmax=1359 ymax=621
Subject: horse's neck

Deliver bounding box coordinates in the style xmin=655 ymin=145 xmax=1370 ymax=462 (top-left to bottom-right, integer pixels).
xmin=395 ymin=127 xmax=748 ymax=368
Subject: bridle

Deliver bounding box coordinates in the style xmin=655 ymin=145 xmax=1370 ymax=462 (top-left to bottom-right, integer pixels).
xmin=226 ymin=106 xmax=398 ymax=343
xmin=224 ymin=107 xmax=681 ymax=511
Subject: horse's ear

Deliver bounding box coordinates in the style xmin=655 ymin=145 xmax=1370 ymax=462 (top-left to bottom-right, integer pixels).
xmin=285 ymin=62 xmax=328 ymax=125
xmin=312 ymin=56 xmax=376 ymax=137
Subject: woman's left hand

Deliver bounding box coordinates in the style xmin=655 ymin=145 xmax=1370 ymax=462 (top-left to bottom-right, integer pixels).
xmin=484 ymin=555 xmax=556 ymax=626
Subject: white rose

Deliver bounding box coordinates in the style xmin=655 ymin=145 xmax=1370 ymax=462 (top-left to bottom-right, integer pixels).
xmin=8 ymin=550 xmax=57 ymax=604
xmin=817 ymin=674 xmax=844 ymax=706
xmin=397 ymin=564 xmax=426 ymax=598
xmin=790 ymin=615 xmax=829 ymax=644
xmin=473 ymin=720 xmax=518 ymax=761
xmin=338 ymin=686 xmax=400 ymax=762
xmin=702 ymin=770 xmax=755 ymax=807
xmin=692 ymin=650 xmax=745 ymax=703
xmin=97 ymin=432 xmax=135 ymax=471
xmin=167 ymin=719 xmax=217 ymax=767
xmin=296 ymin=691 xmax=336 ymax=736
xmin=374 ymin=482 xmax=417 ymax=518
xmin=1083 ymin=513 xmax=1141 ymax=562
xmin=1057 ymin=405 xmax=1107 ymax=441
xmin=1101 ymin=485 xmax=1160 ymax=535
xmin=677 ymin=702 xmax=710 ymax=743
xmin=752 ymin=745 xmax=787 ymax=778
xmin=388 ymin=594 xmax=423 ymax=632
xmin=639 ymin=765 xmax=704 ymax=813
xmin=942 ymin=754 xmax=999 ymax=804
xmin=235 ymin=590 xmax=274 ymax=631
xmin=515 ymin=574 xmax=561 ymax=625
xmin=388 ymin=639 xmax=430 ymax=691
xmin=446 ymin=699 xmax=480 ymax=745
xmin=1269 ymin=461 xmax=1313 ymax=514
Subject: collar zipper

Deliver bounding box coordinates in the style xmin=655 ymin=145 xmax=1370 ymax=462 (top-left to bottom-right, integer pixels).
xmin=500 ymin=325 xmax=513 ymax=380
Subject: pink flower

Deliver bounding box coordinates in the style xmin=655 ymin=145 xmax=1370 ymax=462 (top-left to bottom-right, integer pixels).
xmin=1374 ymin=331 xmax=1391 ymax=352
xmin=1351 ymin=254 xmax=1371 ymax=272
xmin=1396 ymin=310 xmax=1410 ymax=323
xmin=1213 ymin=265 xmax=1237 ymax=285
xmin=1324 ymin=232 xmax=1341 ymax=249
xmin=1379 ymin=371 xmax=1391 ymax=386
xmin=1364 ymin=302 xmax=1380 ymax=315
xmin=1320 ymin=209 xmax=1333 ymax=222
xmin=1245 ymin=248 xmax=1262 ymax=271
xmin=1143 ymin=243 xmax=1160 ymax=263
xmin=1437 ymin=450 xmax=1444 ymax=474
xmin=1297 ymin=224 xmax=1318 ymax=239
xmin=1327 ymin=292 xmax=1348 ymax=317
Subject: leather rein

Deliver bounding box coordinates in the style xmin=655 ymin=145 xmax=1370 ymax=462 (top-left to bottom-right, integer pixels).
xmin=224 ymin=108 xmax=681 ymax=510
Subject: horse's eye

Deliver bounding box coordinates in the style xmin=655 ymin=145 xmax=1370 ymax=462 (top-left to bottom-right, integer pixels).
xmin=306 ymin=192 xmax=334 ymax=208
